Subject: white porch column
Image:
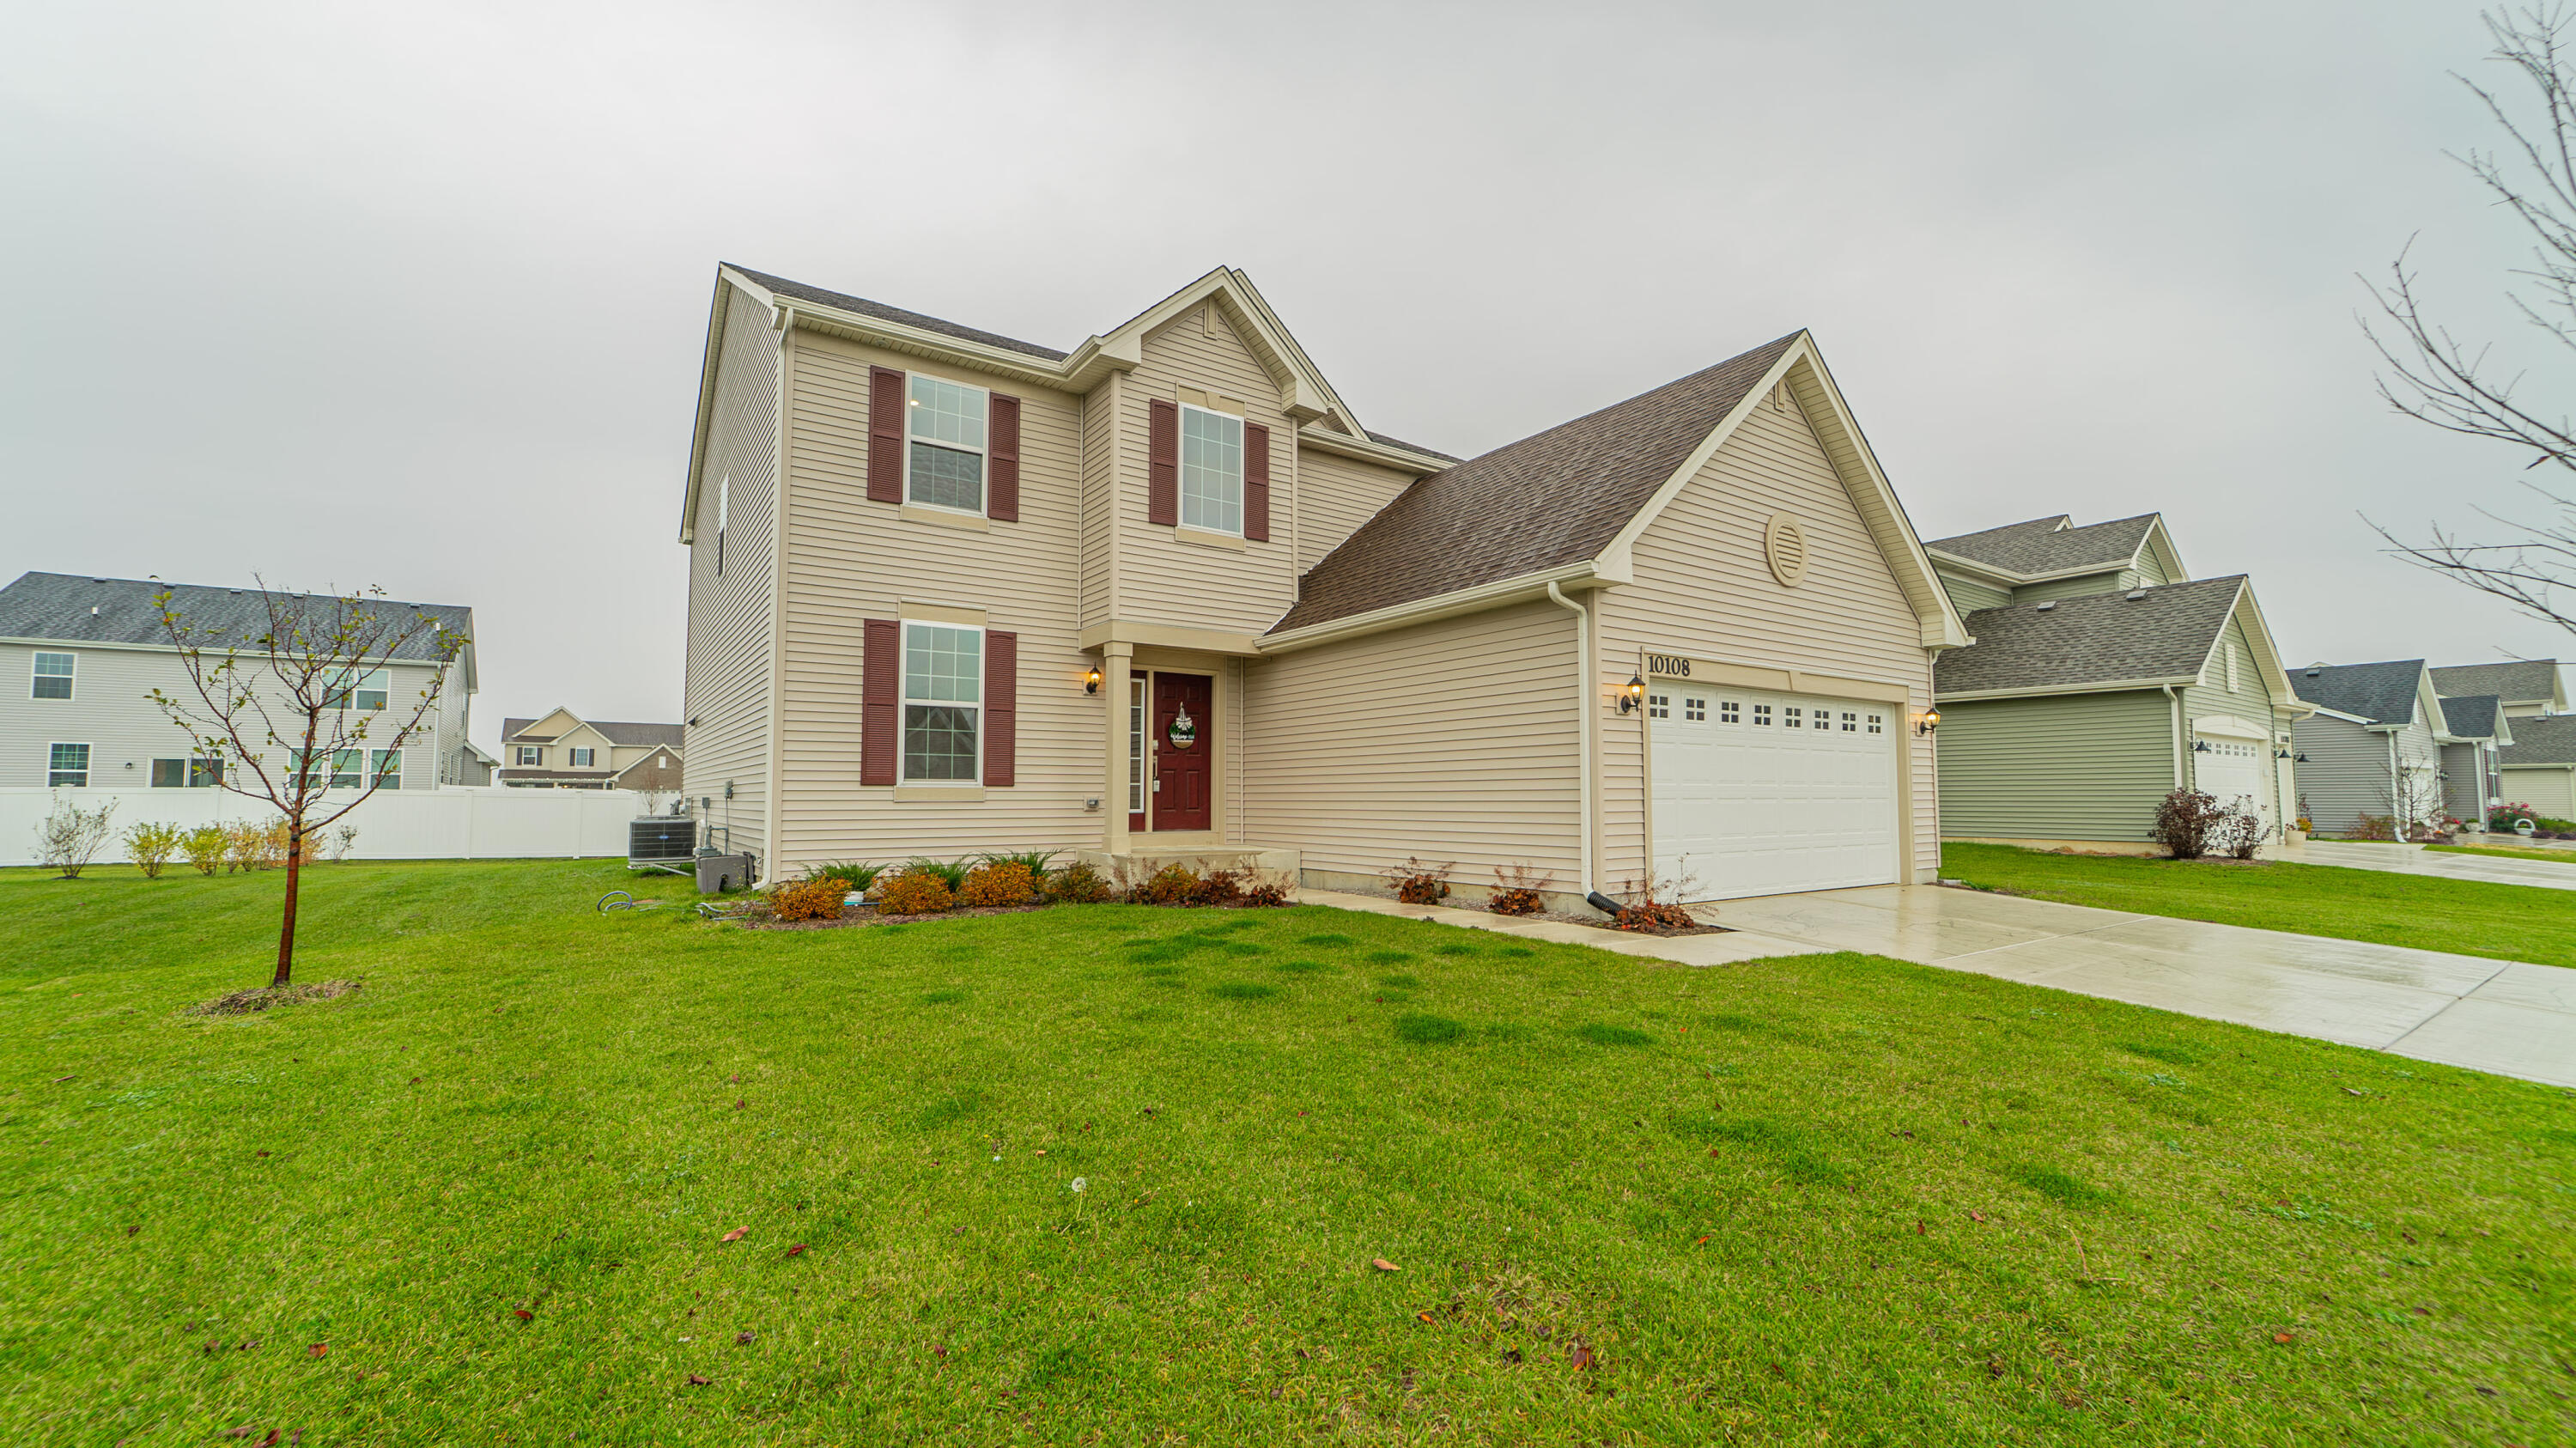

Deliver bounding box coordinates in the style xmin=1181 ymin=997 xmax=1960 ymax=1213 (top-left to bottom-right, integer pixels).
xmin=1103 ymin=642 xmax=1133 ymax=855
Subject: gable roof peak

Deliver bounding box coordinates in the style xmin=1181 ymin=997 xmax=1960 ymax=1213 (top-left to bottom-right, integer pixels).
xmin=1924 ymin=513 xmax=2166 ymax=580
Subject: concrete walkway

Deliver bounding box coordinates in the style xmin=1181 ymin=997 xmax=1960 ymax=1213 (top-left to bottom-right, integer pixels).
xmin=1300 ymin=885 xmax=2576 ymax=1088
xmin=2287 ymin=837 xmax=2576 ymax=892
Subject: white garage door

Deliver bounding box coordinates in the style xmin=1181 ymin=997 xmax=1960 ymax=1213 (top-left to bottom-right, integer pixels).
xmin=1649 ymin=683 xmax=1901 ymax=901
xmin=2192 ymin=734 xmax=2266 ymax=828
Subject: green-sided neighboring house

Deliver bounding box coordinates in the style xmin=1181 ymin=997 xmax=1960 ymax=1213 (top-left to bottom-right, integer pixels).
xmin=2499 ymin=713 xmax=2576 ymax=820
xmin=1924 ymin=514 xmax=2309 ymax=853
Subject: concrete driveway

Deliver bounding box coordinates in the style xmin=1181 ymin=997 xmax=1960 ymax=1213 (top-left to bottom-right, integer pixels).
xmin=1301 ymin=884 xmax=2576 ymax=1088
xmin=2289 ymin=837 xmax=2576 ymax=892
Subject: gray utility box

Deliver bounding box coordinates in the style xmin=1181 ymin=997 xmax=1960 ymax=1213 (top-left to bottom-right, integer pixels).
xmin=696 ymin=853 xmax=756 ymax=894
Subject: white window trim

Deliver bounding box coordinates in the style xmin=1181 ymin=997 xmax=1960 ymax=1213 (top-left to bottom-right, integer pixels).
xmin=1128 ymin=677 xmax=1147 ymax=815
xmin=902 ymin=372 xmax=992 ymax=519
xmin=900 ymin=619 xmax=985 ymax=786
xmin=370 ymin=748 xmax=402 ymax=790
xmin=333 ymin=666 xmax=391 ymax=712
xmin=569 ymin=746 xmax=595 ymax=768
xmin=1176 ymin=401 xmax=1246 ymax=538
xmin=31 ymin=650 xmax=74 ymax=701
xmin=46 ymin=741 xmax=91 ymax=788
xmin=516 ymin=745 xmax=543 ymax=767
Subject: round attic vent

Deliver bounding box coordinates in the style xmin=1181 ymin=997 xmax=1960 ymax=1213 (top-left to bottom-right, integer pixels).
xmin=1764 ymin=513 xmax=1811 ymax=587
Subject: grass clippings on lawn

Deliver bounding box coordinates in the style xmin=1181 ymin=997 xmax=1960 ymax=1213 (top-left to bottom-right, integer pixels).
xmin=1942 ymin=841 xmax=2576 ymax=969
xmin=2 ymin=857 xmax=2569 ymax=1445
xmin=182 ymin=979 xmax=362 ymax=1017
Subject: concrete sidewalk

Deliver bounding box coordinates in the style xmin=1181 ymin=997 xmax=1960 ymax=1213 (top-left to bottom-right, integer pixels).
xmin=1299 ymin=885 xmax=2576 ymax=1088
xmin=2287 ymin=838 xmax=2576 ymax=892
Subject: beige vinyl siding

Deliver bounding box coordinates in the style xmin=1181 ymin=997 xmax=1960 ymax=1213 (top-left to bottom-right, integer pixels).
xmin=2013 ymin=569 xmax=2135 ymax=604
xmin=1936 ymin=570 xmax=2010 ymax=614
xmin=1080 ymin=374 xmax=1117 ymax=628
xmin=1114 ymin=308 xmax=1302 ymax=634
xmin=680 ymin=282 xmax=780 ymax=860
xmin=2180 ymin=611 xmax=2284 ymax=824
xmin=1595 ymin=392 xmax=1939 ymax=885
xmin=769 ymin=331 xmax=1098 ymax=872
xmin=1295 ymin=447 xmax=1418 ymax=575
xmin=1242 ymin=599 xmax=1581 ymax=886
xmin=1936 ymin=691 xmax=2174 ymax=841
xmin=2501 ymin=765 xmax=2576 ymax=818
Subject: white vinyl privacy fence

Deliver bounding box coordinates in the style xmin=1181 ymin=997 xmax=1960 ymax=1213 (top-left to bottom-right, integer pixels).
xmin=2 ymin=787 xmax=649 ymax=867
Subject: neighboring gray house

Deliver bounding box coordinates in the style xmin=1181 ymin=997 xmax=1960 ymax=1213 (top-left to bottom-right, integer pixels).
xmin=2429 ymin=659 xmax=2567 ymax=721
xmin=1926 ymin=514 xmax=2307 ymax=850
xmin=2500 ymin=714 xmax=2576 ymax=820
xmin=2429 ymin=693 xmax=2512 ymax=823
xmin=2287 ymin=660 xmax=2449 ymax=837
xmin=0 ymin=572 xmax=478 ymax=792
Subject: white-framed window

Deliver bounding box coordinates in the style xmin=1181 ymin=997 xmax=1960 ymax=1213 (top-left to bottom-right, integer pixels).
xmin=569 ymin=747 xmax=595 ymax=768
xmin=515 ymin=745 xmax=541 ymax=766
xmin=1128 ymin=678 xmax=1147 ymax=815
xmin=906 ymin=374 xmax=988 ymax=514
xmin=32 ymin=651 xmax=74 ymax=700
xmin=331 ymin=667 xmax=390 ymax=711
xmin=1720 ymin=700 xmax=1741 ymax=724
xmin=1867 ymin=713 xmax=1885 ymax=733
xmin=47 ymin=742 xmax=89 ymax=788
xmin=901 ymin=621 xmax=982 ymax=782
xmin=1685 ymin=697 xmax=1707 ymax=722
xmin=1179 ymin=403 xmax=1244 ymax=534
xmin=149 ymin=757 xmax=225 ymax=788
xmin=1648 ymin=693 xmax=1669 ymax=720
xmin=370 ymin=749 xmax=401 ymax=790
xmin=1753 ymin=703 xmax=1773 ymax=726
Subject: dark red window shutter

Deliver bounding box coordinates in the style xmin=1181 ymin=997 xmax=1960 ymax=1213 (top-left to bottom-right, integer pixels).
xmin=867 ymin=367 xmax=905 ymax=505
xmin=861 ymin=618 xmax=899 ymax=786
xmin=987 ymin=392 xmax=1021 ymax=521
xmin=1243 ymin=420 xmax=1272 ymax=542
xmin=1147 ymin=399 xmax=1179 ymax=526
xmin=984 ymin=630 xmax=1017 ymax=788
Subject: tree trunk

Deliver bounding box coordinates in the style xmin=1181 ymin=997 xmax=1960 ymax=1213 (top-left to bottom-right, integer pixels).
xmin=274 ymin=830 xmax=302 ymax=989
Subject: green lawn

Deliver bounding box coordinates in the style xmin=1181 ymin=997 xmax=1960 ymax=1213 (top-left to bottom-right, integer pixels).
xmin=3 ymin=860 xmax=2570 ymax=1445
xmin=2428 ymin=842 xmax=2576 ymax=864
xmin=1942 ymin=842 xmax=2576 ymax=970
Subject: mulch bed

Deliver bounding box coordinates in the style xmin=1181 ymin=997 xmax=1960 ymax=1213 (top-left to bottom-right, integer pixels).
xmin=741 ymin=903 xmax=1051 ymax=931
xmin=186 ymin=980 xmax=362 ymax=1016
xmin=1374 ymin=891 xmax=1734 ymax=936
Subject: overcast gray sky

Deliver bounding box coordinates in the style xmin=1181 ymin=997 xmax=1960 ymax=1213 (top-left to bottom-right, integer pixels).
xmin=3 ymin=0 xmax=2564 ymax=749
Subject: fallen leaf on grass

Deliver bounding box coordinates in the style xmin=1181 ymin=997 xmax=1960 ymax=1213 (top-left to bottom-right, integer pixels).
xmin=734 ymin=1098 xmax=745 ymax=1110
xmin=736 ymin=1330 xmax=755 ymax=1344
xmin=687 ymin=1373 xmax=711 ymax=1386
xmin=408 ymin=1077 xmax=422 ymax=1086
xmin=307 ymin=1343 xmax=327 ymax=1358
xmin=1570 ymin=1344 xmax=1595 ymax=1371
xmin=1916 ymin=1220 xmax=1927 ymax=1235
xmin=787 ymin=1244 xmax=808 ymax=1257
xmin=220 ymin=1425 xmax=258 ymax=1439
xmin=1500 ymin=1348 xmax=1522 ymax=1364
xmin=2272 ymin=1332 xmax=2294 ymax=1344
xmin=1416 ymin=1311 xmax=1436 ymax=1323
xmin=125 ymin=1226 xmax=139 ymax=1238
xmin=52 ymin=1074 xmax=73 ymax=1083
xmin=1371 ymin=1259 xmax=1400 ymax=1272
xmin=513 ymin=1309 xmax=532 ymax=1321
xmin=1692 ymin=1235 xmax=1710 ymax=1246
xmin=720 ymin=1226 xmax=749 ymax=1243
xmin=1966 ymin=1210 xmax=1988 ymax=1223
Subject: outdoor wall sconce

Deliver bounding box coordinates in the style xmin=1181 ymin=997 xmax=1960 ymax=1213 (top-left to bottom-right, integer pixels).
xmin=2294 ymin=752 xmax=2311 ymax=764
xmin=2192 ymin=739 xmax=2214 ymax=753
xmin=1619 ymin=676 xmax=1645 ymax=713
xmin=1914 ymin=707 xmax=1941 ymax=736
xmin=1084 ymin=666 xmax=1103 ymax=694
xmin=2275 ymin=747 xmax=2292 ymax=760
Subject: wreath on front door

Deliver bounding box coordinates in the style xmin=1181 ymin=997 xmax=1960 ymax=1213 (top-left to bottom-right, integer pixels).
xmin=1168 ymin=705 xmax=1198 ymax=749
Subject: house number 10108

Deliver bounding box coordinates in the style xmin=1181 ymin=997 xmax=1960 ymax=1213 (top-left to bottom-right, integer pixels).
xmin=1645 ymin=654 xmax=1690 ymax=677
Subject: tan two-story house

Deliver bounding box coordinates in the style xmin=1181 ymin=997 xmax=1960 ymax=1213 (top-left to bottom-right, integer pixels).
xmin=678 ymin=264 xmax=1969 ymax=907
xmin=499 ymin=709 xmax=683 ymax=791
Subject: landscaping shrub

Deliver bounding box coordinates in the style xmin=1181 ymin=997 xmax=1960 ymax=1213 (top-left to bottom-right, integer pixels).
xmin=980 ymin=849 xmax=1060 ymax=879
xmin=121 ymin=820 xmax=183 ymax=879
xmin=807 ymin=861 xmax=884 ymax=892
xmin=179 ymin=825 xmax=227 ymax=877
xmin=38 ymin=800 xmax=118 ymax=879
xmin=2210 ymin=806 xmax=2262 ymax=861
xmin=2151 ymin=788 xmax=2229 ymax=859
xmin=876 ymin=868 xmax=957 ymax=916
xmin=1134 ymin=863 xmax=1200 ymax=906
xmin=960 ymin=860 xmax=1038 ymax=908
xmin=1190 ymin=867 xmax=1249 ymax=907
xmin=769 ymin=876 xmax=848 ymax=922
xmin=2346 ymin=812 xmax=2400 ymax=843
xmin=1489 ymin=862 xmax=1552 ymax=916
xmin=1382 ymin=855 xmax=1455 ymax=906
xmin=1044 ymin=861 xmax=1111 ymax=903
xmin=900 ymin=856 xmax=970 ymax=891
xmin=1242 ymin=879 xmax=1291 ymax=907
xmin=328 ymin=823 xmax=359 ymax=862
xmin=222 ymin=820 xmax=280 ymax=873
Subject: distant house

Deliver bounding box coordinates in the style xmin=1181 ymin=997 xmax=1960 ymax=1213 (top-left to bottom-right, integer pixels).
xmin=2427 ymin=693 xmax=2512 ymax=823
xmin=459 ymin=740 xmax=500 ymax=786
xmin=2428 ymin=659 xmax=2567 ymax=720
xmin=2287 ymin=660 xmax=2451 ymax=836
xmin=0 ymin=571 xmax=477 ymax=792
xmin=498 ymin=708 xmax=683 ymax=790
xmin=1924 ymin=514 xmax=2306 ymax=851
xmin=2500 ymin=715 xmax=2576 ymax=819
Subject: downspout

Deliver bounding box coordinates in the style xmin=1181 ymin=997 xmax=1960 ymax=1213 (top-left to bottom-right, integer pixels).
xmin=1545 ymin=581 xmax=1616 ymax=914
xmin=2389 ymin=732 xmax=2403 ymax=835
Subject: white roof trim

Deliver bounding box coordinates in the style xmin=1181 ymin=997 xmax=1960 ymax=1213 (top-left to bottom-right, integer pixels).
xmin=1258 ymin=561 xmax=1607 ymax=656
xmin=2190 ymin=715 xmax=2269 ymax=740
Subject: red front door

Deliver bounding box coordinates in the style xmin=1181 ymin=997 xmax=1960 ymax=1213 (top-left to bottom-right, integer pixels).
xmin=1151 ymin=672 xmax=1212 ymax=831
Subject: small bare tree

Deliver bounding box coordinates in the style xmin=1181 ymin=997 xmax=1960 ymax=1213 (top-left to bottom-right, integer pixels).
xmin=2366 ymin=8 xmax=2576 ymax=630
xmin=38 ymin=799 xmax=118 ymax=879
xmin=149 ymin=580 xmax=464 ymax=988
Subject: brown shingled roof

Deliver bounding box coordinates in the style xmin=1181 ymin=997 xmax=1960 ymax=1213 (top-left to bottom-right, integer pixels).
xmin=1273 ymin=334 xmax=1801 ymax=633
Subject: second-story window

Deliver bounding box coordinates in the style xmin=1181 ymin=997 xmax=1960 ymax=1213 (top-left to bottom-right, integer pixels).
xmin=569 ymin=747 xmax=594 ymax=768
xmin=32 ymin=652 xmax=74 ymax=700
xmin=907 ymin=375 xmax=987 ymax=514
xmin=1180 ymin=404 xmax=1243 ymax=534
xmin=331 ymin=668 xmax=390 ymax=711
xmin=516 ymin=745 xmax=542 ymax=766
